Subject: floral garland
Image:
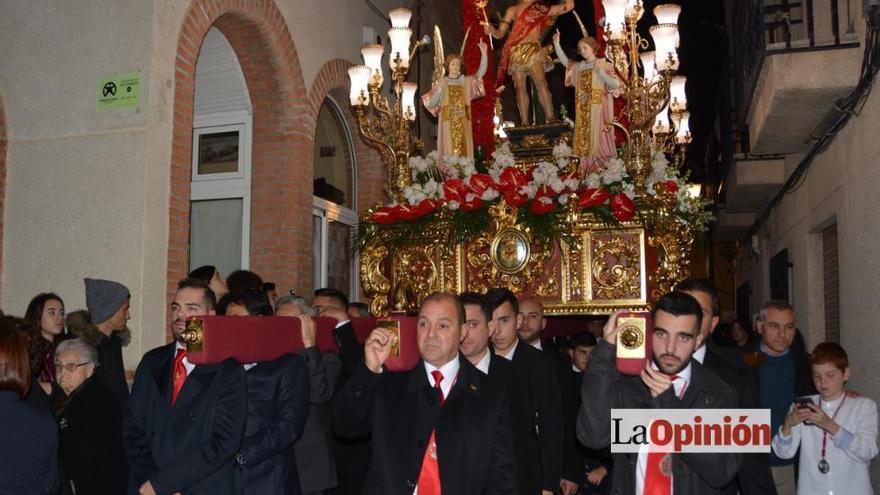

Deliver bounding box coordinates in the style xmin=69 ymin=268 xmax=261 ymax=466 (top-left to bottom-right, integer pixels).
xmin=358 ymin=142 xmax=712 ymax=249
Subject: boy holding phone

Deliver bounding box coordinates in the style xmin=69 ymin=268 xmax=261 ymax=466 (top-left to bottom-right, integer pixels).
xmin=772 ymin=343 xmax=878 ymax=494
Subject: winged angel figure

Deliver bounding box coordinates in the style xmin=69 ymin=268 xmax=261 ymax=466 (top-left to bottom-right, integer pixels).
xmin=422 ymin=26 xmax=487 ymax=168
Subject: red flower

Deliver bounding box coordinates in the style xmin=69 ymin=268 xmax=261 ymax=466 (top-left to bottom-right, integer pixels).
xmin=459 ymin=196 xmax=484 ymax=211
xmin=390 ymin=204 xmax=415 ymax=221
xmin=502 ymin=188 xmax=528 ymax=207
xmin=371 ymin=207 xmax=396 ymax=225
xmin=578 ymin=188 xmax=611 ymax=209
xmin=410 ymin=199 xmax=439 ymax=218
xmin=657 ymin=180 xmax=679 ymax=194
xmin=443 ymin=179 xmax=470 ymax=202
xmin=499 ymin=168 xmax=527 ymax=192
xmin=529 ymin=199 xmax=556 ymax=215
xmin=467 ymin=174 xmax=496 ymax=196
xmin=610 ymin=193 xmax=637 ymax=222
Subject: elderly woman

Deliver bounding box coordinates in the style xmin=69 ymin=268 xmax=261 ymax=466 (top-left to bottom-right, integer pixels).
xmin=0 ymin=316 xmax=59 ymax=495
xmin=54 ymin=338 xmax=127 ymax=495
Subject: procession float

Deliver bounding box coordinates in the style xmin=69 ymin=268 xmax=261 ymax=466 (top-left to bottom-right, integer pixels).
xmin=347 ymin=0 xmax=712 ymax=316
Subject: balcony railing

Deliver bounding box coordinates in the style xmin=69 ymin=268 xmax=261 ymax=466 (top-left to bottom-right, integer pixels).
xmin=734 ymin=0 xmax=860 ymax=127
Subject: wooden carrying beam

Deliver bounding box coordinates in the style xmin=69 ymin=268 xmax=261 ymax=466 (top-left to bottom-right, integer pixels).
xmin=181 ymin=315 xmax=420 ymax=371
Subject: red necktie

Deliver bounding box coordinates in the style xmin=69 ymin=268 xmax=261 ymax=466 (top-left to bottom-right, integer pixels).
xmin=644 ymin=375 xmax=686 ymax=495
xmin=171 ymin=348 xmax=187 ymax=407
xmin=417 ymin=370 xmax=445 ymax=495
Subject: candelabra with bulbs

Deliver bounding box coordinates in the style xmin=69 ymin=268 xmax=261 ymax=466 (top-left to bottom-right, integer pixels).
xmin=348 ymin=7 xmax=428 ymax=203
xmin=601 ymin=0 xmax=692 ymax=194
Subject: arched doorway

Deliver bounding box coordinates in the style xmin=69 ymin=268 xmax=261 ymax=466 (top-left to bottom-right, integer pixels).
xmin=167 ymin=0 xmax=311 ymax=317
xmin=312 ymin=97 xmax=358 ymax=298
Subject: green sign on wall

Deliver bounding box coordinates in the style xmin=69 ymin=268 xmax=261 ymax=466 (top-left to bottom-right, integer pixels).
xmin=97 ymin=72 xmax=140 ymax=111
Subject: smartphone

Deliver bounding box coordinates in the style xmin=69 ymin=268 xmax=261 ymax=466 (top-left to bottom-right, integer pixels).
xmin=377 ymin=319 xmax=401 ymax=357
xmin=793 ymin=397 xmax=815 ymax=409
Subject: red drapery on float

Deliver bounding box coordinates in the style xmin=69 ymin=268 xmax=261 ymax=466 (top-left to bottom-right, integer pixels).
xmin=461 ymin=0 xmax=495 ymax=156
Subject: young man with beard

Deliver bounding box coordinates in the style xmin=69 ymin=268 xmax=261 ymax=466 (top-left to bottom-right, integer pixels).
xmin=487 ymin=288 xmax=563 ymax=495
xmin=674 ymin=279 xmax=777 ymax=495
xmin=578 ymin=291 xmax=741 ymax=495
xmin=332 ymin=293 xmax=517 ymax=494
xmin=124 ymin=279 xmax=247 ymax=495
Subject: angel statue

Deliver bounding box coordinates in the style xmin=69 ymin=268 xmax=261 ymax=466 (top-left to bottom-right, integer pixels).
xmin=552 ymin=15 xmax=620 ymax=174
xmin=422 ymin=27 xmax=488 ymax=169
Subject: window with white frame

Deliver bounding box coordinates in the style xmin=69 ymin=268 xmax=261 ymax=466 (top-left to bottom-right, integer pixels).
xmin=313 ymin=98 xmax=359 ymax=298
xmin=189 ymin=28 xmax=252 ymax=277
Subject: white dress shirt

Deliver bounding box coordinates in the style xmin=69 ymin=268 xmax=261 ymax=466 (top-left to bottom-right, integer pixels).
xmin=473 ymin=348 xmax=492 ymax=375
xmin=772 ymin=393 xmax=879 ymax=495
xmin=423 ymin=355 xmax=461 ymax=399
xmin=692 ymin=344 xmax=707 ymax=364
xmin=635 ymin=362 xmax=692 ymax=495
xmin=498 ymin=339 xmax=520 ymax=361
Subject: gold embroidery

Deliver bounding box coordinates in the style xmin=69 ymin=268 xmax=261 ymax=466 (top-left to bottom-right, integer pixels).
xmin=574 ymin=70 xmax=593 ymax=157
xmin=444 ymin=84 xmax=469 ymax=157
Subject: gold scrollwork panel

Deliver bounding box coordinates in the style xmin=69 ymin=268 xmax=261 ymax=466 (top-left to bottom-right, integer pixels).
xmin=585 ymin=229 xmax=647 ymax=305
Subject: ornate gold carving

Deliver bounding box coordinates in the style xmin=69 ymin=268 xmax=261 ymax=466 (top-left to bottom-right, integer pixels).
xmin=619 ymin=324 xmax=644 ymax=350
xmin=574 ymin=70 xmax=593 ymax=157
xmin=180 ymin=317 xmax=204 ymax=353
xmin=444 ymin=84 xmax=469 ymax=156
xmin=361 ymin=242 xmax=392 ymax=316
xmin=490 ymin=227 xmax=531 ymax=274
xmin=589 ymin=233 xmax=643 ymax=301
xmin=392 ymin=245 xmax=439 ymax=313
xmin=649 ymin=189 xmax=694 ymax=299
xmin=522 ymin=134 xmax=550 ymax=148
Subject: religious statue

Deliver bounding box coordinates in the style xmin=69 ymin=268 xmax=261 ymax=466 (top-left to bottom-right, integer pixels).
xmin=422 ymin=29 xmax=488 ymax=168
xmin=553 ymin=27 xmax=620 ymax=173
xmin=484 ymin=0 xmax=574 ymax=126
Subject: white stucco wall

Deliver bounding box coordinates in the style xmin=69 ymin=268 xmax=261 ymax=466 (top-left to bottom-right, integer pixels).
xmin=737 ymin=33 xmax=880 ymax=481
xmin=0 ymin=0 xmax=404 ymax=368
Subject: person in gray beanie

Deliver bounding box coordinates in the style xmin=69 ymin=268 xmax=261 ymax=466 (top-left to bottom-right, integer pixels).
xmin=68 ymin=278 xmax=132 ymax=409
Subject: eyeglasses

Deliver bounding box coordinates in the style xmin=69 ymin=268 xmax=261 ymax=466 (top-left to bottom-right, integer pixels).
xmin=55 ymin=361 xmax=94 ymax=373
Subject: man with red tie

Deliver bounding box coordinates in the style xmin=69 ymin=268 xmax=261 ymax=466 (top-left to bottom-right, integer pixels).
xmin=332 ymin=292 xmax=518 ymax=494
xmin=577 ymin=291 xmax=741 ymax=494
xmin=124 ymin=278 xmax=248 ymax=495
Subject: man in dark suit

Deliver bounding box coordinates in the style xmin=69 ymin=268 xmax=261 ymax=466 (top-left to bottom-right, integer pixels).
xmin=124 ymin=279 xmax=248 ymax=495
xmin=313 ymin=287 xmax=369 ymax=495
xmin=217 ymin=290 xmax=312 ymax=495
xmin=332 ymin=292 xmax=517 ymax=494
xmin=276 ymin=295 xmax=342 ymax=494
xmin=675 ymin=278 xmax=777 ymax=495
xmin=578 ymin=291 xmax=742 ymax=494
xmin=518 ymin=296 xmax=581 ymax=495
xmin=486 ymin=288 xmax=563 ymax=495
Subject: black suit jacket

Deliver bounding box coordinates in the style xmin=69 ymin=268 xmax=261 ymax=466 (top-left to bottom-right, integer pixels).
xmin=332 ymin=356 xmax=518 ymax=495
xmin=509 ymin=340 xmax=564 ymax=492
xmin=578 ymin=341 xmax=742 ymax=495
xmin=538 ymin=341 xmax=581 ymax=484
xmin=58 ymin=376 xmax=128 ymax=494
xmin=240 ymin=354 xmax=310 ymax=495
xmin=124 ymin=343 xmax=248 ymax=495
xmin=487 ymin=351 xmax=537 ymax=493
xmin=701 ymin=342 xmax=777 ymax=495
xmin=295 ymin=346 xmax=341 ymax=492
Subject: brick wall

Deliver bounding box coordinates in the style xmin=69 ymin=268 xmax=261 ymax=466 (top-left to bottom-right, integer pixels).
xmin=167 ymin=0 xmax=311 ymax=338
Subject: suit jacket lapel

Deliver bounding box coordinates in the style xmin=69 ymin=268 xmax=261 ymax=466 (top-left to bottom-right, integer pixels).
xmin=173 ymin=365 xmax=210 ymax=411
xmin=680 ymin=361 xmax=716 ymax=408
xmin=149 ymin=344 xmax=175 ymax=407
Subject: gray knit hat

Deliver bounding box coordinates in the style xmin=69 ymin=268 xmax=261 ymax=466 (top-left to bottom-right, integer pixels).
xmin=84 ymin=278 xmax=130 ymax=324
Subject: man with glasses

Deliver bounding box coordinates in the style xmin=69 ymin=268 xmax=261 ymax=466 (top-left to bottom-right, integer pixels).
xmin=753 ymin=300 xmax=816 ymax=495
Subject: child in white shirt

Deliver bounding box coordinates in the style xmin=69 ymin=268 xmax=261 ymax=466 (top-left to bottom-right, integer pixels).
xmin=771 ymin=342 xmax=878 ymax=494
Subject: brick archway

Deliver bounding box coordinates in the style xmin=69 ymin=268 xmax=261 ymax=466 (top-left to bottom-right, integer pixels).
xmin=168 ymin=0 xmax=312 ymax=305
xmin=307 ymin=59 xmax=385 ymax=214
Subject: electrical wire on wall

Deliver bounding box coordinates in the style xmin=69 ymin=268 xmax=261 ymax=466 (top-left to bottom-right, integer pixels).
xmin=744 ymin=9 xmax=880 ymax=240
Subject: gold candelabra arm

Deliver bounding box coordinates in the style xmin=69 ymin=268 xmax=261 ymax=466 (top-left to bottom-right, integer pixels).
xmin=354 ymin=106 xmax=396 ymax=164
